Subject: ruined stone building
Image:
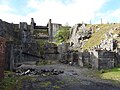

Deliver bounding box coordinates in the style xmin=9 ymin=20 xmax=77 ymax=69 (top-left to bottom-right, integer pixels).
xmin=0 ymin=18 xmax=62 ymax=73
xmin=0 ymin=18 xmax=120 ymax=79
xmin=30 ymin=18 xmax=62 ymax=42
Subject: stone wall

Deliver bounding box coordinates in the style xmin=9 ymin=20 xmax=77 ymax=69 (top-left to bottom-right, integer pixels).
xmin=78 ymin=52 xmax=83 ymax=67
xmin=58 ymin=43 xmax=69 ymax=63
xmin=44 ymin=43 xmax=59 ymax=60
xmin=57 ymin=48 xmax=117 ymax=69
xmin=5 ymin=41 xmax=14 ymax=71
xmin=115 ymin=48 xmax=120 ymax=66
xmin=82 ymin=52 xmax=91 ymax=67
xmin=91 ymin=50 xmax=115 ymax=69
xmin=0 ymin=37 xmax=6 ymax=79
xmin=0 ymin=19 xmax=18 ymax=41
xmin=69 ymin=51 xmax=91 ymax=67
xmin=21 ymin=43 xmax=40 ymax=62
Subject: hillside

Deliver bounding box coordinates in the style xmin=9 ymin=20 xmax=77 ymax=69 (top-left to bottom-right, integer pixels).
xmin=82 ymin=23 xmax=120 ymax=50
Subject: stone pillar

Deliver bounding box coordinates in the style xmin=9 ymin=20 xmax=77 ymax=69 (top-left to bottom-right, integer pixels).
xmin=91 ymin=50 xmax=115 ymax=69
xmin=30 ymin=18 xmax=35 ymax=35
xmin=78 ymin=52 xmax=83 ymax=67
xmin=0 ymin=37 xmax=6 ymax=80
xmin=19 ymin=22 xmax=28 ymax=30
xmin=48 ymin=19 xmax=53 ymax=42
xmin=5 ymin=41 xmax=14 ymax=71
xmin=19 ymin=22 xmax=28 ymax=43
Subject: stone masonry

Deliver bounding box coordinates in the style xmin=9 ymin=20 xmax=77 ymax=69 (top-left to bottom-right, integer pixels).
xmin=91 ymin=50 xmax=115 ymax=69
xmin=0 ymin=37 xmax=6 ymax=79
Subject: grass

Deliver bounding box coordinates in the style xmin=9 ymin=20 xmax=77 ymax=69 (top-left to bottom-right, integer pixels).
xmin=82 ymin=23 xmax=120 ymax=50
xmin=39 ymin=81 xmax=51 ymax=87
xmin=0 ymin=77 xmax=18 ymax=90
xmin=0 ymin=71 xmax=36 ymax=90
xmin=88 ymin=68 xmax=120 ymax=86
xmin=100 ymin=68 xmax=120 ymax=82
xmin=52 ymin=85 xmax=61 ymax=89
xmin=39 ymin=81 xmax=61 ymax=89
xmin=82 ymin=24 xmax=110 ymax=50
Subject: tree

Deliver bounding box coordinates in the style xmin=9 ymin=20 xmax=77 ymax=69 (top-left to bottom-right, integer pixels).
xmin=55 ymin=26 xmax=70 ymax=44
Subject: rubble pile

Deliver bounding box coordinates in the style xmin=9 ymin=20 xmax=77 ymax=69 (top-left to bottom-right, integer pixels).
xmin=16 ymin=68 xmax=64 ymax=76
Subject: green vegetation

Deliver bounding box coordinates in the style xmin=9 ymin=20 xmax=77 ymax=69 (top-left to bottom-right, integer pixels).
xmin=100 ymin=68 xmax=120 ymax=82
xmin=52 ymin=85 xmax=61 ymax=89
xmin=56 ymin=80 xmax=64 ymax=85
xmin=0 ymin=77 xmax=19 ymax=90
xmin=82 ymin=24 xmax=120 ymax=50
xmin=55 ymin=26 xmax=70 ymax=44
xmin=37 ymin=40 xmax=47 ymax=55
xmin=87 ymin=67 xmax=120 ymax=87
xmin=0 ymin=71 xmax=35 ymax=90
xmin=39 ymin=81 xmax=51 ymax=87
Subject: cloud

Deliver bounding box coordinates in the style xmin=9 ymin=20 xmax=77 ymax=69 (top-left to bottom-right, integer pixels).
xmin=26 ymin=0 xmax=108 ymax=25
xmin=0 ymin=0 xmax=109 ymax=25
xmin=0 ymin=4 xmax=13 ymax=13
xmin=94 ymin=9 xmax=120 ymax=24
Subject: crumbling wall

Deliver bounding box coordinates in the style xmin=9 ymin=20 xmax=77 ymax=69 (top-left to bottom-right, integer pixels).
xmin=44 ymin=43 xmax=59 ymax=60
xmin=0 ymin=37 xmax=6 ymax=79
xmin=91 ymin=50 xmax=115 ymax=69
xmin=5 ymin=41 xmax=14 ymax=71
xmin=115 ymin=48 xmax=120 ymax=66
xmin=69 ymin=23 xmax=91 ymax=49
xmin=82 ymin=51 xmax=91 ymax=67
xmin=0 ymin=19 xmax=18 ymax=41
xmin=58 ymin=43 xmax=69 ymax=63
xmin=22 ymin=43 xmax=40 ymax=62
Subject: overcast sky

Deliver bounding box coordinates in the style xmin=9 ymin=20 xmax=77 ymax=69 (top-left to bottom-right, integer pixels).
xmin=0 ymin=0 xmax=120 ymax=26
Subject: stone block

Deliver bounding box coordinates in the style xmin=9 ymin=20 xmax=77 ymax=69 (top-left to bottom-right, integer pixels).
xmin=98 ymin=58 xmax=114 ymax=69
xmin=44 ymin=43 xmax=58 ymax=54
xmin=98 ymin=50 xmax=114 ymax=58
xmin=91 ymin=50 xmax=115 ymax=69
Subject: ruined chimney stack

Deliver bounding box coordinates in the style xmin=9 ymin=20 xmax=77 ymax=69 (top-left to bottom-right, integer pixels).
xmin=48 ymin=19 xmax=53 ymax=42
xmin=30 ymin=18 xmax=36 ymax=34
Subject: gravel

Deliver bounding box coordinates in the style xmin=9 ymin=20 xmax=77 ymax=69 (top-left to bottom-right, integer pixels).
xmin=19 ymin=63 xmax=120 ymax=90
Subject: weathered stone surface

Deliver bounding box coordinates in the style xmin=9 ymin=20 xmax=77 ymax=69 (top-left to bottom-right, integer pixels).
xmin=58 ymin=43 xmax=69 ymax=53
xmin=78 ymin=52 xmax=83 ymax=67
xmin=82 ymin=52 xmax=91 ymax=67
xmin=44 ymin=54 xmax=59 ymax=60
xmin=91 ymin=50 xmax=115 ymax=69
xmin=69 ymin=23 xmax=92 ymax=49
xmin=5 ymin=41 xmax=14 ymax=71
xmin=0 ymin=19 xmax=18 ymax=41
xmin=0 ymin=37 xmax=6 ymax=79
xmin=58 ymin=43 xmax=70 ymax=63
xmin=44 ymin=43 xmax=58 ymax=54
xmin=115 ymin=48 xmax=120 ymax=66
xmin=44 ymin=43 xmax=58 ymax=60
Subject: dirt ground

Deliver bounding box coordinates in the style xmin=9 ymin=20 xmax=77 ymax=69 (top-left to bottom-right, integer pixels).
xmin=19 ymin=63 xmax=120 ymax=90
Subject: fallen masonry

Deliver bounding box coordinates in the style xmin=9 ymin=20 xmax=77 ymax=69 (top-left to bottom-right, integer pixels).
xmin=16 ymin=67 xmax=64 ymax=76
